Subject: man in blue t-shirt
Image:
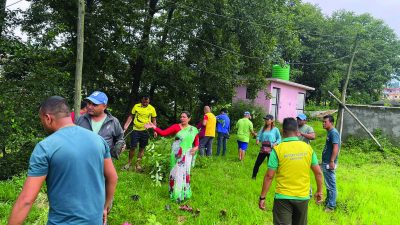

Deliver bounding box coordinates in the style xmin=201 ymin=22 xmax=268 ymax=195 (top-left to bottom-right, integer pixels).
xmin=8 ymin=96 xmax=118 ymax=225
xmin=321 ymin=114 xmax=340 ymax=212
xmin=216 ymin=108 xmax=230 ymax=156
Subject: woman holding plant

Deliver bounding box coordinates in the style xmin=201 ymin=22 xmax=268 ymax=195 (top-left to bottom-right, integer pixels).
xmin=145 ymin=111 xmax=199 ymax=203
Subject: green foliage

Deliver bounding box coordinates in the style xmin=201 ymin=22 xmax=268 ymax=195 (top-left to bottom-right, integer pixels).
xmin=229 ymin=100 xmax=266 ymax=130
xmin=142 ymin=138 xmax=171 ymax=186
xmin=0 ymin=141 xmax=38 ymax=180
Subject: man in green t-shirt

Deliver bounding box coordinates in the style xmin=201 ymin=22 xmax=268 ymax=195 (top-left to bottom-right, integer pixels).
xmin=258 ymin=117 xmax=323 ymax=225
xmin=297 ymin=113 xmax=315 ymax=144
xmin=235 ymin=111 xmax=256 ymax=161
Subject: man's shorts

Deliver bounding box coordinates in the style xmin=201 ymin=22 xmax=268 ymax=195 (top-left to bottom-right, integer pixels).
xmin=130 ymin=130 xmax=149 ymax=149
xmin=237 ymin=141 xmax=249 ymax=151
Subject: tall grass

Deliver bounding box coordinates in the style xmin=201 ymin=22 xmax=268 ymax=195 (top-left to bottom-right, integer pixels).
xmin=1 ymin=120 xmax=399 ymax=224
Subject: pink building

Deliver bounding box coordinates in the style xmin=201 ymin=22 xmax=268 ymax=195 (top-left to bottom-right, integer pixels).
xmin=233 ymin=78 xmax=315 ymax=122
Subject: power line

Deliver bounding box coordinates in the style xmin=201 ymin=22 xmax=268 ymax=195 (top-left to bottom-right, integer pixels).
xmin=176 ymin=3 xmax=355 ymax=40
xmin=166 ymin=24 xmax=353 ymax=65
xmin=6 ymin=0 xmax=24 ymax=8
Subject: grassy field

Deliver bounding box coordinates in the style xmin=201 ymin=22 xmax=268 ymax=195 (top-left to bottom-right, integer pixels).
xmin=1 ymin=120 xmax=400 ymax=224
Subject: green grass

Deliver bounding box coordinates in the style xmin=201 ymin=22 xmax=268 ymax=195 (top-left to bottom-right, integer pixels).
xmin=1 ymin=120 xmax=400 ymax=224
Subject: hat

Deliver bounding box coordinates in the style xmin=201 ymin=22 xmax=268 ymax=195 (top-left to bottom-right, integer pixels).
xmin=244 ymin=111 xmax=251 ymax=115
xmin=297 ymin=113 xmax=307 ymax=121
xmin=263 ymin=114 xmax=274 ymax=120
xmin=86 ymin=91 xmax=108 ymax=104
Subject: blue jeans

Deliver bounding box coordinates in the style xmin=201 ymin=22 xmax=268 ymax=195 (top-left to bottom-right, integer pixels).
xmin=199 ymin=136 xmax=214 ymax=156
xmin=216 ymin=132 xmax=228 ymax=156
xmin=322 ymin=163 xmax=337 ymax=209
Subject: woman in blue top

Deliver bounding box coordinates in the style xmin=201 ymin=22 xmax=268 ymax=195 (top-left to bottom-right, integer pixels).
xmin=252 ymin=114 xmax=281 ymax=179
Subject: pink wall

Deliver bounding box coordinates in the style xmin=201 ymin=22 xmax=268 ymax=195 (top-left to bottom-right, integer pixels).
xmin=271 ymin=82 xmax=305 ymax=122
xmin=233 ymin=81 xmax=307 ymax=122
xmin=233 ymin=86 xmax=271 ymax=112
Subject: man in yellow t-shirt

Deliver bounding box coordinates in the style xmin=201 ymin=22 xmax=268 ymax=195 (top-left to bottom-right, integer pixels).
xmin=123 ymin=95 xmax=157 ymax=171
xmin=258 ymin=117 xmax=323 ymax=225
xmin=199 ymin=106 xmax=216 ymax=156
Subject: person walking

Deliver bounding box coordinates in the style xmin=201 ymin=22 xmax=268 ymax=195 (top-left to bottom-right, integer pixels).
xmin=258 ymin=117 xmax=323 ymax=225
xmin=321 ymin=114 xmax=340 ymax=212
xmin=297 ymin=113 xmax=315 ymax=144
xmin=252 ymin=114 xmax=281 ymax=179
xmin=75 ymin=91 xmax=125 ymax=159
xmin=144 ymin=112 xmax=199 ymax=203
xmin=235 ymin=111 xmax=256 ymax=161
xmin=199 ymin=106 xmax=216 ymax=156
xmin=8 ymin=96 xmax=118 ymax=225
xmin=216 ymin=108 xmax=230 ymax=156
xmin=123 ymin=95 xmax=157 ymax=171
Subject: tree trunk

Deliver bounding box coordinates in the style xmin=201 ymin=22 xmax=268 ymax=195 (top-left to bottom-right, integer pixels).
xmin=0 ymin=0 xmax=6 ymax=38
xmin=126 ymin=0 xmax=159 ymax=114
xmin=73 ymin=0 xmax=85 ymax=120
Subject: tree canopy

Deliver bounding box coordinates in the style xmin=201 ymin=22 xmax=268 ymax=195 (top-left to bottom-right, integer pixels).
xmin=1 ymin=0 xmax=399 ymax=154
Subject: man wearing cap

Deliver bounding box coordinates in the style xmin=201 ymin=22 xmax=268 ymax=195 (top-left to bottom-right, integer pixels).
xmin=75 ymin=91 xmax=125 ymax=159
xmin=297 ymin=113 xmax=315 ymax=145
xmin=199 ymin=106 xmax=216 ymax=156
xmin=235 ymin=111 xmax=256 ymax=161
xmin=123 ymin=95 xmax=157 ymax=171
xmin=8 ymin=96 xmax=118 ymax=224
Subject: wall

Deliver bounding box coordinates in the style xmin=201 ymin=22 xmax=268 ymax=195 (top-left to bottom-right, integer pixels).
xmin=342 ymin=105 xmax=400 ymax=143
xmin=233 ymin=86 xmax=271 ymax=113
xmin=270 ymin=82 xmax=305 ymax=122
xmin=233 ymin=82 xmax=306 ymax=122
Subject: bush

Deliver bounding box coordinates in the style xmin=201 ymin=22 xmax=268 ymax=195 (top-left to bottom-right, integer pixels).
xmin=141 ymin=138 xmax=171 ymax=186
xmin=228 ymin=100 xmax=266 ymax=132
xmin=0 ymin=141 xmax=38 ymax=180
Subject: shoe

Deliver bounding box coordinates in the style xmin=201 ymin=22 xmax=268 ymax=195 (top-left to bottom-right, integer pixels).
xmin=121 ymin=164 xmax=131 ymax=171
xmin=324 ymin=207 xmax=334 ymax=213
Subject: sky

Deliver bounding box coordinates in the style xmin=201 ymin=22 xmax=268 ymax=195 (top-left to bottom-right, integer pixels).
xmin=303 ymin=0 xmax=400 ymax=37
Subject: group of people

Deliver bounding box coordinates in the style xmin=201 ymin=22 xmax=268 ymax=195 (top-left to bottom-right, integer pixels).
xmin=258 ymin=114 xmax=340 ymax=225
xmin=7 ymin=92 xmax=340 ymax=225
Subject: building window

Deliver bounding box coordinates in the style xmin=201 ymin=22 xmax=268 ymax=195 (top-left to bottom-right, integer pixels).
xmin=246 ymin=87 xmax=252 ymax=99
xmin=296 ymin=92 xmax=305 ymax=114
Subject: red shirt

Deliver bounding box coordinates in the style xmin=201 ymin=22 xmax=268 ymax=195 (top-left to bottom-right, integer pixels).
xmin=154 ymin=124 xmax=199 ymax=147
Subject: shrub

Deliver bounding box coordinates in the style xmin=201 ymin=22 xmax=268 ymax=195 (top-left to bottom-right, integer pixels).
xmin=228 ymin=100 xmax=266 ymax=132
xmin=141 ymin=138 xmax=171 ymax=186
xmin=0 ymin=140 xmax=38 ymax=180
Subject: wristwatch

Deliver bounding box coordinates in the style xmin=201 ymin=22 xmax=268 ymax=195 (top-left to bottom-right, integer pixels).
xmin=259 ymin=196 xmax=266 ymax=201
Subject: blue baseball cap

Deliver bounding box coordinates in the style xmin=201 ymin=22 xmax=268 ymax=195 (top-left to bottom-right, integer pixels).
xmin=297 ymin=113 xmax=307 ymax=121
xmin=86 ymin=91 xmax=108 ymax=104
xmin=244 ymin=111 xmax=251 ymax=115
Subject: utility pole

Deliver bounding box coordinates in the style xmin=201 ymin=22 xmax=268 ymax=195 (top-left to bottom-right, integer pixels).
xmin=73 ymin=0 xmax=85 ymax=120
xmin=0 ymin=0 xmax=6 ymax=38
xmin=337 ymin=34 xmax=359 ymax=140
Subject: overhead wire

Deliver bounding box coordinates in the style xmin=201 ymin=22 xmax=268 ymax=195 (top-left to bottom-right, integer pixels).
xmin=175 ymin=3 xmax=355 ymax=40
xmin=6 ymin=0 xmax=24 ymax=8
xmin=165 ymin=24 xmax=353 ymax=65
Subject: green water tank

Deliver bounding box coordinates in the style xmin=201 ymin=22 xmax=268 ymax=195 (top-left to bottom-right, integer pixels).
xmin=272 ymin=64 xmax=290 ymax=80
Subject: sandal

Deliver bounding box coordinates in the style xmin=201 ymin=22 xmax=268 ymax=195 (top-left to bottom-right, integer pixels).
xmin=179 ymin=205 xmax=193 ymax=212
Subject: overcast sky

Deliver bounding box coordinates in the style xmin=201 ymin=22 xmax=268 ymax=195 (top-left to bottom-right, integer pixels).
xmin=303 ymin=0 xmax=400 ymax=37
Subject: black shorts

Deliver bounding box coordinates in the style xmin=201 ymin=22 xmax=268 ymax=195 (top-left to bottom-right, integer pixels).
xmin=130 ymin=130 xmax=149 ymax=149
